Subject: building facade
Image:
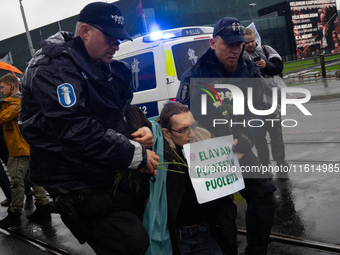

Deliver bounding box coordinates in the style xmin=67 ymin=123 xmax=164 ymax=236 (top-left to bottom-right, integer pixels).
xmin=0 ymin=0 xmax=338 ymax=72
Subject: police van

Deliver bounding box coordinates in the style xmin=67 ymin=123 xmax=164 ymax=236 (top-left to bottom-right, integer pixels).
xmin=114 ymin=26 xmax=213 ymax=117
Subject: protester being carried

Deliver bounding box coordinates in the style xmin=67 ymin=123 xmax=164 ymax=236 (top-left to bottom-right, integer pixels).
xmin=159 ymin=101 xmax=238 ymax=255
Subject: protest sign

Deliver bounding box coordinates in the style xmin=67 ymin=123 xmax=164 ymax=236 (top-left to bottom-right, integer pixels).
xmin=183 ymin=135 xmax=244 ymax=204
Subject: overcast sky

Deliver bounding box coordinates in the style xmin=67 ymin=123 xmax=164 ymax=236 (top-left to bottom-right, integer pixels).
xmin=0 ymin=0 xmax=339 ymax=41
xmin=0 ymin=0 xmax=111 ymax=41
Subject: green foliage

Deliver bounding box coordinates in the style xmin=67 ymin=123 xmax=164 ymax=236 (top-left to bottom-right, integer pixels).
xmin=112 ymin=157 xmax=186 ymax=194
xmin=113 ymin=169 xmax=141 ymax=194
xmin=313 ymin=64 xmax=340 ymax=72
xmin=283 ymin=55 xmax=340 ymax=73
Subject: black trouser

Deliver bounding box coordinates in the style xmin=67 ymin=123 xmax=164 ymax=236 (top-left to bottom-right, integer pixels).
xmin=239 ymin=150 xmax=277 ymax=255
xmin=254 ymin=114 xmax=285 ymax=165
xmin=61 ymin=189 xmax=150 ymax=255
xmin=86 ymin=210 xmax=149 ymax=255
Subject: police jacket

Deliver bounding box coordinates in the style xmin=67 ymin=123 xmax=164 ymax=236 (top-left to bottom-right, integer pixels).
xmin=163 ymin=129 xmax=238 ymax=255
xmin=19 ymin=32 xmax=147 ymax=197
xmin=0 ymin=92 xmax=29 ymax=157
xmin=176 ymin=47 xmax=266 ymax=141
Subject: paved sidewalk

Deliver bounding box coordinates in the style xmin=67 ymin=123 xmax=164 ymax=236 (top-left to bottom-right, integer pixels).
xmin=289 ymin=80 xmax=340 ymax=100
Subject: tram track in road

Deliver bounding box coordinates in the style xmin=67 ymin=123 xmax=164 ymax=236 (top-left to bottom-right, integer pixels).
xmin=3 ymin=224 xmax=340 ymax=255
xmin=0 ymin=227 xmax=74 ymax=255
xmin=238 ymin=229 xmax=340 ymax=254
xmin=0 ymin=140 xmax=337 ymax=255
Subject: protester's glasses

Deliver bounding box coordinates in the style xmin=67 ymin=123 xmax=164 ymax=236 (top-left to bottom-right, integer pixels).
xmin=168 ymin=121 xmax=199 ymax=135
xmin=89 ymin=24 xmax=121 ymax=47
xmin=213 ymin=24 xmax=245 ymax=38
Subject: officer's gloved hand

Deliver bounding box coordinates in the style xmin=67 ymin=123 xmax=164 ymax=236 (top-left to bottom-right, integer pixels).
xmin=233 ymin=134 xmax=253 ymax=154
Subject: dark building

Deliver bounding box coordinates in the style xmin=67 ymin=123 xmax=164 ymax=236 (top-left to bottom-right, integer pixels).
xmin=259 ymin=0 xmax=339 ymax=60
xmin=0 ymin=0 xmax=338 ymax=71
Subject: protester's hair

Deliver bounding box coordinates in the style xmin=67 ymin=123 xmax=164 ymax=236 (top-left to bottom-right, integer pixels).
xmin=245 ymin=27 xmax=255 ymax=36
xmin=160 ymin=101 xmax=189 ymax=129
xmin=0 ymin=73 xmax=19 ymax=88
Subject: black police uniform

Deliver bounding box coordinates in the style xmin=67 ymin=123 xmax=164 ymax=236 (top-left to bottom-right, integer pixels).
xmin=177 ymin=47 xmax=276 ymax=255
xmin=20 ymin=31 xmax=151 ymax=255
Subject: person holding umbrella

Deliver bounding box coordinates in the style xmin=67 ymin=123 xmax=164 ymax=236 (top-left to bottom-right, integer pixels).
xmin=0 ymin=61 xmax=23 ymax=80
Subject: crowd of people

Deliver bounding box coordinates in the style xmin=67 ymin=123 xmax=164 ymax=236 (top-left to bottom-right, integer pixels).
xmin=0 ymin=2 xmax=291 ymax=255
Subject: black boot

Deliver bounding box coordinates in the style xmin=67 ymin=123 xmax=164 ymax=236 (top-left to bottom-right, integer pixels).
xmin=27 ymin=203 xmax=51 ymax=221
xmin=0 ymin=208 xmax=21 ymax=228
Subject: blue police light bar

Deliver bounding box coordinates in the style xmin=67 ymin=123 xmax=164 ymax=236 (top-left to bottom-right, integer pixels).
xmin=149 ymin=31 xmax=175 ymax=41
xmin=150 ymin=31 xmax=163 ymax=40
xmin=143 ymin=27 xmax=213 ymax=43
xmin=162 ymin=33 xmax=176 ymax=39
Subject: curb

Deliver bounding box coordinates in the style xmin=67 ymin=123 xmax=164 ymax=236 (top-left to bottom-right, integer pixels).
xmin=297 ymin=93 xmax=340 ymax=101
xmin=310 ymin=93 xmax=340 ymax=101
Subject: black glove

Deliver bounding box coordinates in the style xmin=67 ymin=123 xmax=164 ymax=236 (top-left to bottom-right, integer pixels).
xmin=233 ymin=134 xmax=253 ymax=154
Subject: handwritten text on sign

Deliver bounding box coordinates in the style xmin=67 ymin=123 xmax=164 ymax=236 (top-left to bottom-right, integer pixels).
xmin=183 ymin=135 xmax=244 ymax=204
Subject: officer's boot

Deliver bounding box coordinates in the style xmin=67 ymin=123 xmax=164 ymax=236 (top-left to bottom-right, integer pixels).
xmin=0 ymin=208 xmax=21 ymax=228
xmin=27 ymin=203 xmax=51 ymax=221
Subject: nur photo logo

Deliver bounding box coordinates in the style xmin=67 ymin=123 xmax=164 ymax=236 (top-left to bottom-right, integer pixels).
xmin=192 ymin=78 xmax=312 ymax=129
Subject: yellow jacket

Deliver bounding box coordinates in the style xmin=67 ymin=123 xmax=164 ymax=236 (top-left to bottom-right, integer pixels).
xmin=0 ymin=92 xmax=29 ymax=157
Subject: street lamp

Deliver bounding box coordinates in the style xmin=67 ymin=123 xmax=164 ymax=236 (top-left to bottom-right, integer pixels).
xmin=248 ymin=3 xmax=257 ymax=23
xmin=19 ymin=0 xmax=35 ymax=57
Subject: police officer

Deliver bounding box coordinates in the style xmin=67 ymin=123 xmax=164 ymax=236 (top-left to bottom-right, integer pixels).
xmin=19 ymin=2 xmax=159 ymax=255
xmin=176 ymin=17 xmax=276 ymax=255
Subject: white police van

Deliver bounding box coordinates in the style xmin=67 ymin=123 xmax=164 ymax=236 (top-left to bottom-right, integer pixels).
xmin=114 ymin=26 xmax=213 ymax=117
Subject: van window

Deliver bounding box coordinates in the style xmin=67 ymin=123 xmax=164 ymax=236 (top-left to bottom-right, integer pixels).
xmin=119 ymin=52 xmax=156 ymax=92
xmin=172 ymin=39 xmax=210 ymax=80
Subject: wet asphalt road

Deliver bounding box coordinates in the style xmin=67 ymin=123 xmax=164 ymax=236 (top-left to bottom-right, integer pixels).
xmin=0 ymin=97 xmax=339 ymax=254
xmin=237 ymin=98 xmax=340 ymax=254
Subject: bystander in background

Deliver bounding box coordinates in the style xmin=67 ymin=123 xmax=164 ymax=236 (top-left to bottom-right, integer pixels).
xmin=0 ymin=74 xmax=50 ymax=229
xmin=243 ymin=25 xmax=289 ymax=174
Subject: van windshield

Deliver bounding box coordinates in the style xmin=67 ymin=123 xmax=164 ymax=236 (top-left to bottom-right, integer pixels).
xmin=172 ymin=39 xmax=210 ymax=80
